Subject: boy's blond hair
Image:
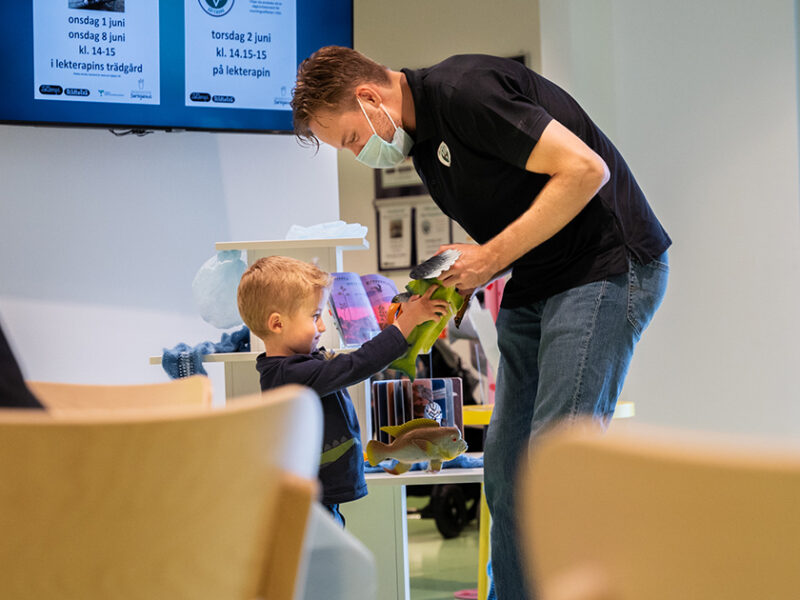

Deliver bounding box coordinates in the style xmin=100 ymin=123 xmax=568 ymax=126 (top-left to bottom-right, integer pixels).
xmin=237 ymin=256 xmax=332 ymax=341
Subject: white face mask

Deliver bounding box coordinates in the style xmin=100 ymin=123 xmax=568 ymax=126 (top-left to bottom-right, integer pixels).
xmin=355 ymin=97 xmax=414 ymax=169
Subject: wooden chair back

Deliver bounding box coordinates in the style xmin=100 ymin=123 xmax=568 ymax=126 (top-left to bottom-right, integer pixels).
xmin=0 ymin=384 xmax=321 ymax=600
xmin=519 ymin=421 xmax=800 ymax=600
xmin=27 ymin=375 xmax=212 ymax=411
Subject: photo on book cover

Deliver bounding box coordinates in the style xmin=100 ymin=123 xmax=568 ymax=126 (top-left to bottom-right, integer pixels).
xmin=392 ymin=379 xmax=405 ymax=431
xmin=371 ymin=377 xmax=465 ymax=442
xmin=372 ymin=380 xmax=390 ymax=444
xmin=450 ymin=377 xmax=464 ymax=434
xmin=328 ymin=272 xmax=381 ymax=347
xmin=410 ymin=379 xmax=432 ymax=421
xmin=401 ymin=379 xmax=413 ymax=428
xmin=386 ymin=380 xmax=397 ymax=430
xmin=360 ymin=273 xmax=399 ymax=329
xmin=430 ymin=378 xmax=454 ymax=427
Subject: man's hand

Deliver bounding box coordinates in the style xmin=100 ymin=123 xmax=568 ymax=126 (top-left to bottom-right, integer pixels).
xmin=435 ymin=243 xmax=502 ymax=292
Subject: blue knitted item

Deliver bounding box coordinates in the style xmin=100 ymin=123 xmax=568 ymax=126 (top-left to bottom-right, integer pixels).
xmin=161 ymin=326 xmax=250 ymax=379
xmin=162 ymin=342 xmax=213 ymax=378
xmin=215 ymin=325 xmax=250 ymax=353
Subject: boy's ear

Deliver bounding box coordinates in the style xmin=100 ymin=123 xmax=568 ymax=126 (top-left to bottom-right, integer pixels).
xmin=266 ymin=312 xmax=282 ymax=334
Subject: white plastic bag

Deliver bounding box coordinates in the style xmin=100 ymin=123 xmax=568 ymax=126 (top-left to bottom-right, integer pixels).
xmin=285 ymin=220 xmax=367 ymax=240
xmin=191 ymin=250 xmax=247 ymax=329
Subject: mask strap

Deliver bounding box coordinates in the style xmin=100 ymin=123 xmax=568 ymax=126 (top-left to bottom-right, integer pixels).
xmin=356 ymin=97 xmax=378 ymax=136
xmin=356 ymin=97 xmax=399 ymax=135
xmin=380 ymin=103 xmax=399 ymax=133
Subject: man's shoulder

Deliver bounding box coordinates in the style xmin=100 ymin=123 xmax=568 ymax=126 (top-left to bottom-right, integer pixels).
xmin=413 ymin=54 xmax=535 ymax=109
xmin=418 ymin=54 xmax=530 ymax=82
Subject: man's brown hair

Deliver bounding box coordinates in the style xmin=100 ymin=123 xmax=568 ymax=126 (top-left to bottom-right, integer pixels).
xmin=237 ymin=256 xmax=332 ymax=341
xmin=291 ymin=45 xmax=390 ymax=148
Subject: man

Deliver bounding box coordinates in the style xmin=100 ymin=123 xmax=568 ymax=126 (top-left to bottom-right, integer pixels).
xmin=292 ymin=46 xmax=670 ymax=599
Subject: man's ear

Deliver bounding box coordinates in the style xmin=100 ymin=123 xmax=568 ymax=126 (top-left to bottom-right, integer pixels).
xmin=266 ymin=312 xmax=282 ymax=334
xmin=355 ymin=84 xmax=383 ymax=107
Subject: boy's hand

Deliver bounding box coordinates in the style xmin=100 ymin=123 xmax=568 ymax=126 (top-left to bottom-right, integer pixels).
xmin=393 ymin=285 xmax=451 ymax=338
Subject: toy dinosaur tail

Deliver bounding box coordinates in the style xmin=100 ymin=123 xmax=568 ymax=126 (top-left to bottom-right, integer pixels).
xmin=366 ymin=439 xmax=390 ymax=466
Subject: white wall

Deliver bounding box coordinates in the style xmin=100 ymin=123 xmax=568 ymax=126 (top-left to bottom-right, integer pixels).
xmin=340 ymin=0 xmax=542 ymax=282
xmin=0 ymin=125 xmax=339 ymax=401
xmin=540 ymin=0 xmax=800 ymax=436
xmin=342 ymin=0 xmax=800 ymax=437
xmin=6 ymin=1 xmax=800 ymax=437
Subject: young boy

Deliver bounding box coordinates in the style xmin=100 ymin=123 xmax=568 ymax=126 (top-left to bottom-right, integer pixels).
xmin=237 ymin=255 xmax=449 ymax=525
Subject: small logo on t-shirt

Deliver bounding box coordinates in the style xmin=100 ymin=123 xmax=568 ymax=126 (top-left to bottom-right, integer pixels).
xmin=437 ymin=141 xmax=451 ymax=167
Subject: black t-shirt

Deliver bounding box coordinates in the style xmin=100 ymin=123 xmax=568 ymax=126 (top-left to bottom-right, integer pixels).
xmin=256 ymin=325 xmax=407 ymax=505
xmin=403 ymin=55 xmax=671 ymax=307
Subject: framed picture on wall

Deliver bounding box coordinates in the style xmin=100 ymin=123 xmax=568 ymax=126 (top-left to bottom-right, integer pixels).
xmin=376 ymin=203 xmax=414 ymax=270
xmin=415 ymin=203 xmax=452 ymax=261
xmin=374 ymin=196 xmax=455 ymax=271
xmin=373 ymin=157 xmax=427 ymax=199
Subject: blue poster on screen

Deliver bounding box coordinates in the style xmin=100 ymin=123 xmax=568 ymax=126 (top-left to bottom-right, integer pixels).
xmin=185 ymin=0 xmax=296 ymax=110
xmin=32 ymin=0 xmax=161 ymax=105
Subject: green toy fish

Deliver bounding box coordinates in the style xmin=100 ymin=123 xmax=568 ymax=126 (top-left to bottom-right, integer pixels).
xmin=388 ymin=278 xmax=465 ymax=379
xmin=366 ymin=418 xmax=468 ymax=475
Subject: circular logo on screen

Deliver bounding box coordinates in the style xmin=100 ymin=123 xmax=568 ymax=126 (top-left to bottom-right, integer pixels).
xmin=199 ymin=0 xmax=234 ymax=16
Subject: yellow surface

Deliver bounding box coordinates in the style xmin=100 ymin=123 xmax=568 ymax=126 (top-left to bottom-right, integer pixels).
xmin=463 ymin=406 xmax=493 ymax=598
xmin=464 ymin=401 xmax=634 ymax=427
xmin=463 ymin=404 xmax=494 ymax=426
xmin=477 ymin=486 xmax=491 ymax=600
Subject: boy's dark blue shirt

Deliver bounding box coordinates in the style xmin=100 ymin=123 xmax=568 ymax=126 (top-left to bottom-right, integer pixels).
xmin=256 ymin=325 xmax=407 ymax=505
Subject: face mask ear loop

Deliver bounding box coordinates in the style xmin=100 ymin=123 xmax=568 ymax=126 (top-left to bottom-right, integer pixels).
xmin=356 ymin=97 xmax=379 ymax=136
xmin=379 ymin=103 xmax=400 ymax=134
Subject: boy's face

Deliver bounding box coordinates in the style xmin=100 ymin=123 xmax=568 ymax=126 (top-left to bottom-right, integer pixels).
xmin=281 ymin=288 xmax=329 ymax=355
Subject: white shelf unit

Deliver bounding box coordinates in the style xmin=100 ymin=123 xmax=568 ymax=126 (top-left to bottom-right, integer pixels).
xmin=216 ymin=237 xmax=369 ymax=355
xmin=151 ymin=236 xmax=487 ymax=600
xmin=216 ymin=237 xmax=374 ymax=441
xmin=151 ymin=237 xmax=373 ymax=433
xmin=341 ymin=463 xmax=485 ymax=600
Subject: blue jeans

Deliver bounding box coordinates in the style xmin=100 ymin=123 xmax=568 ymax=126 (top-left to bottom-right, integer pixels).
xmin=483 ymin=252 xmax=669 ymax=600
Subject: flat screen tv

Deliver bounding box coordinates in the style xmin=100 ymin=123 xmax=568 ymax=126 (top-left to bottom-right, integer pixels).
xmin=0 ymin=0 xmax=352 ymax=134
